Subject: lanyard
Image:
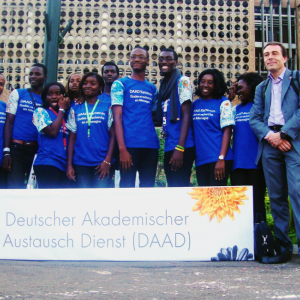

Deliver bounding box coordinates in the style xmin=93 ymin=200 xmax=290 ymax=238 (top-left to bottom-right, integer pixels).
xmin=27 ymin=89 xmax=37 ymax=109
xmin=49 ymin=107 xmax=67 ymax=149
xmin=85 ymin=100 xmax=99 ymax=138
xmin=161 ymin=99 xmax=169 ymax=140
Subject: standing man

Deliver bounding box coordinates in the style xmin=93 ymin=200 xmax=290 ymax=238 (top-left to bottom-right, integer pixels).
xmin=2 ymin=63 xmax=47 ymax=188
xmin=250 ymin=42 xmax=300 ymax=256
xmin=100 ymin=61 xmax=119 ymax=104
xmin=156 ymin=48 xmax=194 ymax=187
xmin=100 ymin=61 xmax=119 ymax=187
xmin=111 ymin=47 xmax=159 ymax=188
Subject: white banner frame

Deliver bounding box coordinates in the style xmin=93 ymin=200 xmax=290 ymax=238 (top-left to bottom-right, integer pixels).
xmin=0 ymin=186 xmax=254 ymax=261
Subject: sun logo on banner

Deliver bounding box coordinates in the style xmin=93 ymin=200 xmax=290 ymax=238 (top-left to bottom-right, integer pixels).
xmin=189 ymin=187 xmax=249 ymax=223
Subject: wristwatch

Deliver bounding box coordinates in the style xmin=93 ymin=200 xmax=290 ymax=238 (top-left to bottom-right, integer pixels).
xmin=280 ymin=131 xmax=290 ymax=140
xmin=218 ymin=155 xmax=224 ymax=160
xmin=59 ymin=108 xmax=65 ymax=113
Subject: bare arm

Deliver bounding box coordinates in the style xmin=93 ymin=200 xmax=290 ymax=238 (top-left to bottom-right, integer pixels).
xmin=105 ymin=124 xmax=116 ymax=164
xmin=95 ymin=125 xmax=116 ymax=179
xmin=170 ymin=100 xmax=191 ymax=171
xmin=66 ymin=131 xmax=76 ymax=181
xmin=112 ymin=105 xmax=132 ymax=172
xmin=2 ymin=113 xmax=15 ymax=171
xmin=215 ymin=126 xmax=232 ymax=181
xmin=228 ymin=82 xmax=238 ymax=102
xmin=3 ymin=113 xmax=14 ymax=148
xmin=43 ymin=97 xmax=70 ymax=137
xmin=43 ymin=111 xmax=65 ymax=137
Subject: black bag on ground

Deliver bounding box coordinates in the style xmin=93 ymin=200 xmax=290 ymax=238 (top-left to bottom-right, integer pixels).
xmin=254 ymin=216 xmax=291 ymax=264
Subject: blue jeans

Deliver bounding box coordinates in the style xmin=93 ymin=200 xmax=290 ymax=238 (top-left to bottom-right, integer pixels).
xmin=73 ymin=164 xmax=110 ymax=188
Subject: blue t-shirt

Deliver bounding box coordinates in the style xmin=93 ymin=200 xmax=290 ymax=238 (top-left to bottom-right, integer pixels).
xmin=98 ymin=92 xmax=111 ymax=104
xmin=6 ymin=89 xmax=42 ymax=141
xmin=111 ymin=77 xmax=159 ymax=149
xmin=232 ymin=102 xmax=260 ymax=170
xmin=192 ymin=97 xmax=235 ymax=167
xmin=70 ymin=101 xmax=77 ymax=108
xmin=66 ymin=101 xmax=112 ymax=166
xmin=0 ymin=101 xmax=6 ymax=165
xmin=33 ymin=108 xmax=69 ymax=172
xmin=162 ymin=76 xmax=194 ymax=152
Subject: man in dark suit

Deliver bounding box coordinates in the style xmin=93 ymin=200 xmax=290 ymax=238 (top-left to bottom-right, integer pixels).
xmin=250 ymin=42 xmax=300 ymax=256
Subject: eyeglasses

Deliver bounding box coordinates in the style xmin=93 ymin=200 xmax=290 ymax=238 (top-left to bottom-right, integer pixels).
xmin=130 ymin=55 xmax=147 ymax=60
xmin=158 ymin=57 xmax=175 ymax=62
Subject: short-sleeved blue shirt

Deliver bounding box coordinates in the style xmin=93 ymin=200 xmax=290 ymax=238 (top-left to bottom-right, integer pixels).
xmin=33 ymin=108 xmax=69 ymax=172
xmin=6 ymin=89 xmax=42 ymax=141
xmin=192 ymin=97 xmax=235 ymax=167
xmin=111 ymin=77 xmax=159 ymax=149
xmin=66 ymin=101 xmax=112 ymax=166
xmin=162 ymin=76 xmax=194 ymax=152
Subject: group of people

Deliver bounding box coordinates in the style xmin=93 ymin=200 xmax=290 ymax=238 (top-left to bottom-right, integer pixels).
xmin=0 ymin=41 xmax=299 ymax=257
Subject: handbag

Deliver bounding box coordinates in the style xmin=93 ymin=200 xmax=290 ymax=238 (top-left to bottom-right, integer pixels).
xmin=254 ymin=214 xmax=291 ymax=264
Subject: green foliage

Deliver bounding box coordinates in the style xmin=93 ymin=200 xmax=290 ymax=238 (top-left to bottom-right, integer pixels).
xmin=155 ymin=129 xmax=167 ymax=187
xmin=190 ymin=163 xmax=198 ymax=186
xmin=264 ymin=191 xmax=275 ymax=237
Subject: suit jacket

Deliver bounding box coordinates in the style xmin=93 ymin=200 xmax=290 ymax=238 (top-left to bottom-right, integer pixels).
xmin=250 ymin=68 xmax=300 ymax=164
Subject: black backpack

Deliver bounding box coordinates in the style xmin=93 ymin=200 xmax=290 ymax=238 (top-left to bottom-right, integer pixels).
xmin=254 ymin=217 xmax=291 ymax=264
xmin=261 ymin=70 xmax=300 ymax=101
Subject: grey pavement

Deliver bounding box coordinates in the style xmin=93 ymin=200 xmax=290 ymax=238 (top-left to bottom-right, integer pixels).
xmin=1 ymin=256 xmax=300 ymax=299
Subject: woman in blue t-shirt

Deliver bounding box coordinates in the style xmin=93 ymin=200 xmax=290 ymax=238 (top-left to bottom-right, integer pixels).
xmin=33 ymin=82 xmax=71 ymax=188
xmin=229 ymin=72 xmax=266 ymax=221
xmin=192 ymin=69 xmax=235 ymax=186
xmin=66 ymin=72 xmax=115 ymax=188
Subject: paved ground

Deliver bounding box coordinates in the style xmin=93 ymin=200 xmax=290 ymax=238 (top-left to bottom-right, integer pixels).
xmin=1 ymin=256 xmax=300 ymax=299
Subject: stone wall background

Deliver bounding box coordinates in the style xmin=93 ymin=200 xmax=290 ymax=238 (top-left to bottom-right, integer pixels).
xmin=0 ymin=0 xmax=256 ymax=102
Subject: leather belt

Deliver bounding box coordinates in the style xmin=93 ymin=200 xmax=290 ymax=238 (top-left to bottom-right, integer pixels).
xmin=269 ymin=125 xmax=283 ymax=132
xmin=11 ymin=139 xmax=38 ymax=147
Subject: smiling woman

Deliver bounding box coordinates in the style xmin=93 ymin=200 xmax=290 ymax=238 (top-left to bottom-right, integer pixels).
xmin=32 ymin=82 xmax=71 ymax=189
xmin=230 ymin=72 xmax=266 ymax=223
xmin=192 ymin=69 xmax=235 ymax=187
xmin=66 ymin=72 xmax=116 ymax=188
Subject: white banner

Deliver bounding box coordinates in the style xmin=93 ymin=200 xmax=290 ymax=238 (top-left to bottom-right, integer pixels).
xmin=0 ymin=187 xmax=254 ymax=261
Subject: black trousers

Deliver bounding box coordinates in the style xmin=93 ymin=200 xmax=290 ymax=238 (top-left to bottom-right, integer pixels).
xmin=34 ymin=165 xmax=74 ymax=189
xmin=164 ymin=147 xmax=195 ymax=187
xmin=231 ymin=168 xmax=267 ymax=222
xmin=120 ymin=148 xmax=158 ymax=188
xmin=0 ymin=167 xmax=7 ymax=189
xmin=196 ymin=160 xmax=233 ymax=187
xmin=74 ymin=164 xmax=110 ymax=188
xmin=7 ymin=142 xmax=38 ymax=189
